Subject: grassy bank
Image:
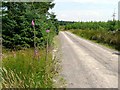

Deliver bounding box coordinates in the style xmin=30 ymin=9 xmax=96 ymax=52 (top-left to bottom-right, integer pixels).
xmin=70 ymin=29 xmax=120 ymax=51
xmin=1 ymin=48 xmax=59 ymax=88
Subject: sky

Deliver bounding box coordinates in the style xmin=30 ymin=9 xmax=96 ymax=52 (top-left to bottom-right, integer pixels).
xmin=49 ymin=0 xmax=120 ymax=22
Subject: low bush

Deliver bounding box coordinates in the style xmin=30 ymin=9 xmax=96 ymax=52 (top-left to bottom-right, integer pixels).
xmin=71 ymin=30 xmax=120 ymax=51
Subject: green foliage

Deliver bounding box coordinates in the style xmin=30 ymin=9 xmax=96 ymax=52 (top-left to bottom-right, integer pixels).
xmin=2 ymin=49 xmax=58 ymax=88
xmin=2 ymin=2 xmax=59 ymax=50
xmin=1 ymin=2 xmax=60 ymax=88
xmin=71 ymin=30 xmax=120 ymax=51
xmin=107 ymin=20 xmax=117 ymax=31
xmin=118 ymin=20 xmax=120 ymax=31
xmin=64 ymin=21 xmax=118 ymax=31
xmin=64 ymin=20 xmax=119 ymax=51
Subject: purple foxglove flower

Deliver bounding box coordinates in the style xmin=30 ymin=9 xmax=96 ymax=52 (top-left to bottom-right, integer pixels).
xmin=32 ymin=20 xmax=35 ymax=26
xmin=46 ymin=29 xmax=50 ymax=33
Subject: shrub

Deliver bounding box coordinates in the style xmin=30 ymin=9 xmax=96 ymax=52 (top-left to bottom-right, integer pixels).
xmin=71 ymin=30 xmax=120 ymax=51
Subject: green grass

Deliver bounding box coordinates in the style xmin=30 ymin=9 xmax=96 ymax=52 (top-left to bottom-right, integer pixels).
xmin=1 ymin=48 xmax=59 ymax=88
xmin=70 ymin=29 xmax=120 ymax=51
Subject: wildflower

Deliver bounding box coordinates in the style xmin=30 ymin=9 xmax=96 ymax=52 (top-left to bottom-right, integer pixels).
xmin=32 ymin=20 xmax=35 ymax=26
xmin=46 ymin=29 xmax=50 ymax=33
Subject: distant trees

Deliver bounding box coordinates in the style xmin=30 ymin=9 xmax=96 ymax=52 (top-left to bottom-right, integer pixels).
xmin=58 ymin=21 xmax=75 ymax=26
xmin=67 ymin=20 xmax=120 ymax=51
xmin=107 ymin=20 xmax=117 ymax=31
xmin=118 ymin=20 xmax=120 ymax=31
xmin=64 ymin=20 xmax=118 ymax=31
xmin=2 ymin=1 xmax=59 ymax=49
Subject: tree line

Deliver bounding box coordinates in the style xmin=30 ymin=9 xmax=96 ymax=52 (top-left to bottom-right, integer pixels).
xmin=63 ymin=20 xmax=120 ymax=51
xmin=62 ymin=20 xmax=120 ymax=31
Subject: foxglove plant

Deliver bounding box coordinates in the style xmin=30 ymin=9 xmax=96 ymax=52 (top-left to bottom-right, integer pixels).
xmin=32 ymin=20 xmax=35 ymax=26
xmin=32 ymin=20 xmax=38 ymax=60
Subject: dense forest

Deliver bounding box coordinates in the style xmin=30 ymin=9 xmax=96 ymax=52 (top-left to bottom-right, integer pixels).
xmin=2 ymin=1 xmax=59 ymax=50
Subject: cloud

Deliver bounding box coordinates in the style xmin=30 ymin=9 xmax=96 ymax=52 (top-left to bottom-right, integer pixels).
xmin=55 ymin=9 xmax=112 ymax=21
xmin=54 ymin=0 xmax=96 ymax=3
xmin=51 ymin=0 xmax=119 ymax=21
xmin=54 ymin=0 xmax=119 ymax=4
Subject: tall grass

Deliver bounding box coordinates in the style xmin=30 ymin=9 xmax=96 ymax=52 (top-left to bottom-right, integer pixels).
xmin=71 ymin=30 xmax=120 ymax=51
xmin=1 ymin=48 xmax=58 ymax=88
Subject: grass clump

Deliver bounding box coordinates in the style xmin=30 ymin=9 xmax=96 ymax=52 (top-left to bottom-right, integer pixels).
xmin=1 ymin=48 xmax=58 ymax=88
xmin=71 ymin=29 xmax=120 ymax=51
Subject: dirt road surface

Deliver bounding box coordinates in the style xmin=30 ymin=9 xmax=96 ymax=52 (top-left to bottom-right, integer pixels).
xmin=59 ymin=31 xmax=118 ymax=88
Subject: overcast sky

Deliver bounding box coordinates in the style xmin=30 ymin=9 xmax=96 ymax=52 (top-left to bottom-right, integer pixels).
xmin=49 ymin=0 xmax=120 ymax=22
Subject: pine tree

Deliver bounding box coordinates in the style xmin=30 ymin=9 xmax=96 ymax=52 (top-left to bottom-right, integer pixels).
xmin=2 ymin=1 xmax=58 ymax=49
